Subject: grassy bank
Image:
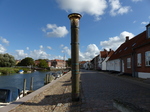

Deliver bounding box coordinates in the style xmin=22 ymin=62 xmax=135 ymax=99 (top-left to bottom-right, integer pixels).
xmin=0 ymin=67 xmax=31 ymax=75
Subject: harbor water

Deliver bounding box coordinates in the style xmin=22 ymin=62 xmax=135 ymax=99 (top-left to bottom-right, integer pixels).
xmin=0 ymin=71 xmax=50 ymax=91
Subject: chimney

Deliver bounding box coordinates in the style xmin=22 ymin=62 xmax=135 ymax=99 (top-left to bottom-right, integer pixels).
xmin=104 ymin=49 xmax=107 ymax=51
xmin=146 ymin=23 xmax=150 ymax=38
xmin=125 ymin=36 xmax=129 ymax=42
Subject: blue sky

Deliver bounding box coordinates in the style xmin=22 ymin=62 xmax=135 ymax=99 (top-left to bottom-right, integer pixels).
xmin=0 ymin=0 xmax=150 ymax=61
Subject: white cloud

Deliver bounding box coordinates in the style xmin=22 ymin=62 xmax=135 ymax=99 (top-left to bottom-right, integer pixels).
xmin=47 ymin=46 xmax=52 ymax=50
xmin=131 ymin=0 xmax=142 ymax=2
xmin=133 ymin=20 xmax=136 ymax=23
xmin=14 ymin=46 xmax=51 ymax=60
xmin=26 ymin=47 xmax=29 ymax=50
xmin=53 ymin=55 xmax=64 ymax=60
xmin=40 ymin=45 xmax=44 ymax=49
xmin=30 ymin=49 xmax=50 ymax=60
xmin=42 ymin=24 xmax=68 ymax=38
xmin=61 ymin=46 xmax=71 ymax=56
xmin=60 ymin=44 xmax=64 ymax=48
xmin=100 ymin=31 xmax=134 ymax=50
xmin=141 ymin=21 xmax=149 ymax=25
xmin=0 ymin=44 xmax=6 ymax=53
xmin=14 ymin=50 xmax=28 ymax=60
xmin=79 ymin=44 xmax=100 ymax=61
xmin=109 ymin=0 xmax=131 ymax=16
xmin=56 ymin=0 xmax=107 ymax=21
xmin=60 ymin=44 xmax=100 ymax=61
xmin=0 ymin=37 xmax=9 ymax=45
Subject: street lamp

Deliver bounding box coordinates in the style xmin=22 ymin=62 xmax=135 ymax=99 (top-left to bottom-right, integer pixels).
xmin=68 ymin=13 xmax=82 ymax=101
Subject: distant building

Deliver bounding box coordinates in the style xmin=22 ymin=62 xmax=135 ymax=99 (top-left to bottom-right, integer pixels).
xmin=15 ymin=60 xmax=21 ymax=65
xmin=79 ymin=61 xmax=87 ymax=69
xmin=51 ymin=59 xmax=66 ymax=68
xmin=91 ymin=55 xmax=100 ymax=70
xmin=99 ymin=49 xmax=114 ymax=71
xmin=90 ymin=49 xmax=114 ymax=71
xmin=34 ymin=60 xmax=40 ymax=66
xmin=35 ymin=59 xmax=66 ymax=68
xmin=84 ymin=61 xmax=93 ymax=70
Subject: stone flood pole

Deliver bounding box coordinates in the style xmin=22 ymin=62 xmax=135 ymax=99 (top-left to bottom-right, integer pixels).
xmin=68 ymin=13 xmax=82 ymax=101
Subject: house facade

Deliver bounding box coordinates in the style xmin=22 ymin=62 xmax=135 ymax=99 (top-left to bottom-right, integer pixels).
xmin=83 ymin=61 xmax=93 ymax=70
xmin=99 ymin=49 xmax=114 ymax=71
xmin=79 ymin=61 xmax=87 ymax=69
xmin=34 ymin=59 xmax=66 ymax=68
xmin=107 ymin=23 xmax=150 ymax=78
xmin=91 ymin=55 xmax=100 ymax=70
xmin=51 ymin=59 xmax=66 ymax=68
xmin=89 ymin=49 xmax=114 ymax=71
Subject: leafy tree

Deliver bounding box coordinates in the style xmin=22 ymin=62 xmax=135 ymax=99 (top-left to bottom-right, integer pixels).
xmin=0 ymin=53 xmax=16 ymax=67
xmin=38 ymin=59 xmax=48 ymax=68
xmin=66 ymin=58 xmax=71 ymax=67
xmin=18 ymin=57 xmax=34 ymax=66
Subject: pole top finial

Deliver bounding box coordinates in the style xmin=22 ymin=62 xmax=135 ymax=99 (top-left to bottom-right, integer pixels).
xmin=68 ymin=13 xmax=82 ymax=20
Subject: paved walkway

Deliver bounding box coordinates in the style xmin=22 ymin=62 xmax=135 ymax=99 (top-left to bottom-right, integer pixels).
xmin=80 ymin=69 xmax=150 ymax=112
xmin=1 ymin=72 xmax=81 ymax=112
xmin=1 ymin=70 xmax=150 ymax=112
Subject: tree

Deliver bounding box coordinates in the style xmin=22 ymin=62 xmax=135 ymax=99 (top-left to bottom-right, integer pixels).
xmin=66 ymin=58 xmax=71 ymax=67
xmin=0 ymin=53 xmax=16 ymax=67
xmin=18 ymin=57 xmax=34 ymax=66
xmin=38 ymin=59 xmax=48 ymax=68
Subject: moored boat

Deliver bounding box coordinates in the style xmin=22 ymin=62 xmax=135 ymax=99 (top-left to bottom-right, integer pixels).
xmin=19 ymin=70 xmax=24 ymax=74
xmin=0 ymin=87 xmax=28 ymax=108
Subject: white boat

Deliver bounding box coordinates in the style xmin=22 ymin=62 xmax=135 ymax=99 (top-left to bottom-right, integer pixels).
xmin=19 ymin=70 xmax=24 ymax=74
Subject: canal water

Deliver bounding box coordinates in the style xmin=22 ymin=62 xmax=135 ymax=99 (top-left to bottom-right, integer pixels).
xmin=0 ymin=71 xmax=50 ymax=91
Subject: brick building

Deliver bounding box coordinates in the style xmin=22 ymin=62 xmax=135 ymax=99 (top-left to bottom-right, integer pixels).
xmin=107 ymin=23 xmax=150 ymax=78
xmin=51 ymin=59 xmax=66 ymax=68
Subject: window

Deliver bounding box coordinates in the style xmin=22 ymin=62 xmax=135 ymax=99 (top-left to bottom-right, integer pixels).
xmin=124 ymin=47 xmax=127 ymax=50
xmin=137 ymin=53 xmax=141 ymax=66
xmin=145 ymin=51 xmax=150 ymax=66
xmin=127 ymin=58 xmax=131 ymax=68
xmin=148 ymin=26 xmax=150 ymax=38
xmin=132 ymin=43 xmax=136 ymax=46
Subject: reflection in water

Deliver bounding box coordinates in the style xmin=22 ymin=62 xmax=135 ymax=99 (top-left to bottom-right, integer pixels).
xmin=0 ymin=71 xmax=50 ymax=90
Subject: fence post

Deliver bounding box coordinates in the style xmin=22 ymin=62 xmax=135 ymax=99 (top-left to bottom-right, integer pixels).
xmin=23 ymin=79 xmax=26 ymax=97
xmin=30 ymin=77 xmax=33 ymax=91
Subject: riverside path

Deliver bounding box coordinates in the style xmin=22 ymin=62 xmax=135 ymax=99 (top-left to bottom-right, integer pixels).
xmin=80 ymin=69 xmax=150 ymax=112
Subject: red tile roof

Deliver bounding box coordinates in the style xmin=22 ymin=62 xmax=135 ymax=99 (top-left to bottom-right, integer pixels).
xmin=100 ymin=49 xmax=114 ymax=58
xmin=108 ymin=30 xmax=150 ymax=60
xmin=80 ymin=61 xmax=88 ymax=64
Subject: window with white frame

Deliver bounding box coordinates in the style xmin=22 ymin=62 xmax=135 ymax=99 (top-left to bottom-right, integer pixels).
xmin=127 ymin=58 xmax=131 ymax=68
xmin=137 ymin=53 xmax=141 ymax=66
xmin=145 ymin=51 xmax=150 ymax=66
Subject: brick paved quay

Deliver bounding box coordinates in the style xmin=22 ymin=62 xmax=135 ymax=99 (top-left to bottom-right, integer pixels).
xmin=1 ymin=70 xmax=150 ymax=112
xmin=80 ymin=69 xmax=150 ymax=112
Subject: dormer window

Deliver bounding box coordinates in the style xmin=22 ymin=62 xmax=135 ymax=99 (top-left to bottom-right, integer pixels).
xmin=146 ymin=23 xmax=150 ymax=38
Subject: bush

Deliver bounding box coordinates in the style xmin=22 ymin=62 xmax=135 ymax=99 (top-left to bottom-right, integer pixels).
xmin=0 ymin=67 xmax=31 ymax=75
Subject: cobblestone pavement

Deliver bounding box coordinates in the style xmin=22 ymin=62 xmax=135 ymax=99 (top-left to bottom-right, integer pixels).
xmin=7 ymin=70 xmax=150 ymax=112
xmin=80 ymin=69 xmax=150 ymax=112
xmin=9 ymin=72 xmax=81 ymax=112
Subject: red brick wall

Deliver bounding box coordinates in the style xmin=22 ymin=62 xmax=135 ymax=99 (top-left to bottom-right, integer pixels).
xmin=122 ymin=55 xmax=132 ymax=74
xmin=135 ymin=44 xmax=150 ymax=72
